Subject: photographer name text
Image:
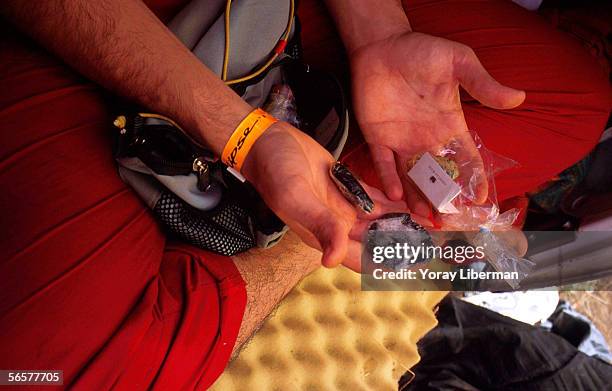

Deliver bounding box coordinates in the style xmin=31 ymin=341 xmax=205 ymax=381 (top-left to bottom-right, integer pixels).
xmin=372 ymin=268 xmax=519 ymax=281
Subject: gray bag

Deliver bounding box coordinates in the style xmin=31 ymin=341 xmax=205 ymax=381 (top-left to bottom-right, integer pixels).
xmin=113 ymin=0 xmax=349 ymax=256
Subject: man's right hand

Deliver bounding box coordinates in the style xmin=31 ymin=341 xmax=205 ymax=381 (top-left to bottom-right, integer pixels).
xmin=0 ymin=0 xmax=407 ymax=272
xmin=242 ymin=121 xmax=406 ymax=271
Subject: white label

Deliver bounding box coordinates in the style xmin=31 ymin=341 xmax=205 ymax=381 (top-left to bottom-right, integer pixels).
xmin=227 ymin=166 xmax=246 ymax=183
xmin=407 ymin=152 xmax=461 ymax=214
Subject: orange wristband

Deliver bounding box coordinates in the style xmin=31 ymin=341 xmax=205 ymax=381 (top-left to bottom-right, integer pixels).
xmin=222 ymin=108 xmax=278 ymax=172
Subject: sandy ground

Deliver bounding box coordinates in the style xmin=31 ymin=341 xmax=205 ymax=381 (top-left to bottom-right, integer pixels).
xmin=559 ymin=276 xmax=612 ymax=347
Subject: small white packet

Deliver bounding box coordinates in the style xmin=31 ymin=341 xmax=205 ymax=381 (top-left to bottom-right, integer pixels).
xmin=407 ymin=152 xmax=461 ymax=214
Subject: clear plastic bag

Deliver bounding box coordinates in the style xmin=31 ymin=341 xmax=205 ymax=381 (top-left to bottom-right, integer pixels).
xmin=469 ymin=228 xmax=535 ymax=289
xmin=263 ymin=84 xmax=300 ymax=127
xmin=406 ymin=131 xmax=534 ymax=289
xmin=432 ymin=132 xmax=518 ymax=229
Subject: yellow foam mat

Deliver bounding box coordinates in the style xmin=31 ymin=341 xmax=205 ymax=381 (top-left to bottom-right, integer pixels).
xmin=211 ymin=267 xmax=447 ymax=390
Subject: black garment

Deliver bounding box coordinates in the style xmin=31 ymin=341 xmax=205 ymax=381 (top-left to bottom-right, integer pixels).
xmin=400 ymin=296 xmax=612 ymax=391
xmin=542 ymin=301 xmax=612 ymax=364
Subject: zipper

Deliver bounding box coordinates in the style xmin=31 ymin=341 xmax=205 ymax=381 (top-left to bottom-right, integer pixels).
xmin=137 ymin=112 xmax=208 ymax=150
xmin=193 ymin=156 xmax=211 ymax=191
xmin=146 ymin=157 xmax=193 ymax=175
xmin=114 ymin=113 xmax=213 ymax=191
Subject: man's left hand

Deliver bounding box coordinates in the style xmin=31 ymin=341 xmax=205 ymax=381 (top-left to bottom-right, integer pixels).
xmin=350 ymin=32 xmax=525 ymax=218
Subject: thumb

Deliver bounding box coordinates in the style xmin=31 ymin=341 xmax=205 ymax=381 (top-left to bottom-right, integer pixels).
xmin=455 ymin=131 xmax=489 ymax=204
xmin=454 ymin=46 xmax=526 ymax=109
xmin=316 ymin=215 xmax=349 ymax=268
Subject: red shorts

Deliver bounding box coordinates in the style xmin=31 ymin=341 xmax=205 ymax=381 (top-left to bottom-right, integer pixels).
xmin=0 ymin=0 xmax=610 ymax=390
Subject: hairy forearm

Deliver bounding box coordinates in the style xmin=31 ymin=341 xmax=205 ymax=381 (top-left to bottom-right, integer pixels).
xmin=0 ymin=0 xmax=251 ymax=155
xmin=231 ymin=231 xmax=320 ymax=357
xmin=324 ymin=0 xmax=411 ymax=54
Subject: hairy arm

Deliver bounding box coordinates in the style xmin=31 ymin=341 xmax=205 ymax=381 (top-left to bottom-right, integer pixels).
xmin=0 ymin=0 xmax=250 ymax=154
xmin=231 ymin=230 xmax=320 ymax=357
xmin=323 ymin=0 xmax=411 ymax=55
xmin=0 ymin=0 xmax=406 ymax=359
xmin=0 ymin=0 xmax=339 ymax=357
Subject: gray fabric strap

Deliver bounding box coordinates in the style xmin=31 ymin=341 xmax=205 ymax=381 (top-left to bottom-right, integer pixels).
xmin=169 ymin=0 xmax=291 ymax=81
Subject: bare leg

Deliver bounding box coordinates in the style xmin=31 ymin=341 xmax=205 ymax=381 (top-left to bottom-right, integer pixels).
xmin=231 ymin=230 xmax=322 ymax=356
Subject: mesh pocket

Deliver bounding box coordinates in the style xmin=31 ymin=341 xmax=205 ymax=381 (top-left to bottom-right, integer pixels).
xmin=153 ymin=191 xmax=255 ymax=256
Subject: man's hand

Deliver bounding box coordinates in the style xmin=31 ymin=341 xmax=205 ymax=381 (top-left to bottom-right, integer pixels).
xmin=243 ymin=121 xmax=408 ymax=271
xmin=350 ymin=32 xmax=525 ymax=216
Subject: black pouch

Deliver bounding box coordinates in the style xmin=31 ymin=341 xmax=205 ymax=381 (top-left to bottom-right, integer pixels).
xmin=114 ymin=112 xmax=260 ymax=255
